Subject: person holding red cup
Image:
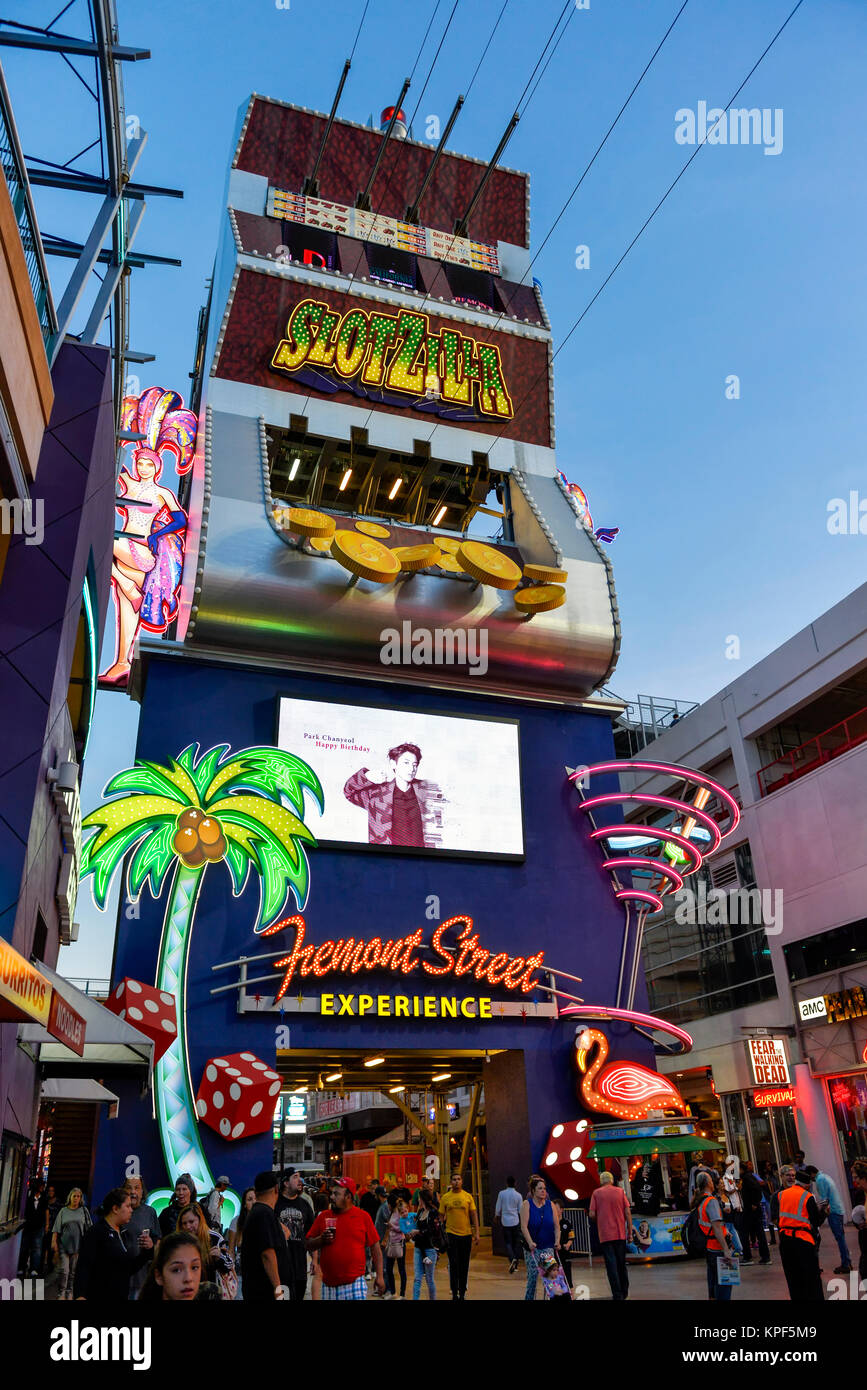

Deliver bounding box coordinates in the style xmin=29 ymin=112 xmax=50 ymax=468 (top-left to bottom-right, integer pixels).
xmin=307 ymin=1178 xmax=385 ymax=1301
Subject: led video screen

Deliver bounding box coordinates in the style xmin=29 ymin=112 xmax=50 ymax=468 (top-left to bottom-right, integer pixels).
xmin=277 ymin=696 xmax=524 ymax=860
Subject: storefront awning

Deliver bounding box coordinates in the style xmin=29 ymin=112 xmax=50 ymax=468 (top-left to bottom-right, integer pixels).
xmin=590 ymin=1135 xmax=720 ymax=1158
xmin=40 ymin=1078 xmax=119 ymax=1106
xmin=17 ymin=962 xmax=153 ymax=1071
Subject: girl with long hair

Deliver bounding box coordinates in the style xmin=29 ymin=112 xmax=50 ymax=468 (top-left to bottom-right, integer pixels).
xmin=138 ymin=1232 xmax=221 ymax=1302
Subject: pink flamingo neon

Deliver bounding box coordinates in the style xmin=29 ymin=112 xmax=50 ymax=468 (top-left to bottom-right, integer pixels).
xmin=575 ymin=1027 xmax=687 ymax=1120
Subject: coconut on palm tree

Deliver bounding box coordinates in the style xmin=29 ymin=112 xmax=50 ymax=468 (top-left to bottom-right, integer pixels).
xmin=80 ymin=743 xmax=322 ymax=1211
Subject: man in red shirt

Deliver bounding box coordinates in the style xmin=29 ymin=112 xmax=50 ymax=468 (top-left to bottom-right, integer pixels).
xmin=589 ymin=1172 xmax=632 ymax=1300
xmin=307 ymin=1177 xmax=386 ymax=1301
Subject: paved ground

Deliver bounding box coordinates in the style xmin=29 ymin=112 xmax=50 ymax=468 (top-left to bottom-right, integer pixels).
xmin=40 ymin=1228 xmax=861 ymax=1302
xmin=371 ymin=1227 xmax=862 ymax=1302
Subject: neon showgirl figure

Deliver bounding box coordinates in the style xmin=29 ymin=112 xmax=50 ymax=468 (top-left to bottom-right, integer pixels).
xmin=101 ymin=387 xmax=197 ymax=685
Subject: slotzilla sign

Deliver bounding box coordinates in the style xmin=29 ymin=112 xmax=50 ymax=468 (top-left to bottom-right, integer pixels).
xmin=271 ymin=298 xmax=514 ymax=421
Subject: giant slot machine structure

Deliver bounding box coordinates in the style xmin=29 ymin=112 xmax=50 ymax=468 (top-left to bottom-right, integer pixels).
xmin=85 ymin=89 xmax=737 ymax=1241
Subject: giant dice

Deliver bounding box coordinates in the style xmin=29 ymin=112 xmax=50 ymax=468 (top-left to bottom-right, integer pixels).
xmin=540 ymin=1119 xmax=599 ymax=1202
xmin=195 ymin=1051 xmax=282 ymax=1141
xmin=104 ymin=978 xmax=177 ymax=1063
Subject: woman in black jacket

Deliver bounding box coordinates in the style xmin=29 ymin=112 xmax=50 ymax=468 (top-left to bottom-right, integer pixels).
xmin=158 ymin=1173 xmax=198 ymax=1237
xmin=74 ymin=1188 xmax=153 ymax=1302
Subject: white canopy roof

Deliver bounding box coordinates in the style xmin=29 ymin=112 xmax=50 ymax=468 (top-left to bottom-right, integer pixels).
xmin=18 ymin=961 xmax=153 ymax=1070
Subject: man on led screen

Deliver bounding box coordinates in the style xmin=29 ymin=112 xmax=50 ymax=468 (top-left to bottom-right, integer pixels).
xmin=344 ymin=742 xmax=435 ymax=848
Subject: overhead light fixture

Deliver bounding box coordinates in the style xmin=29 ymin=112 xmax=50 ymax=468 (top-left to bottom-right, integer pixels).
xmin=388 ymin=1084 xmax=405 ymax=1093
xmin=288 ymin=456 xmax=301 ymax=481
xmin=388 ymin=477 xmax=402 ymax=500
xmin=339 ymin=468 xmax=352 ymax=491
xmin=292 ymin=1085 xmax=307 ymax=1094
xmin=364 ymin=1056 xmax=385 ymax=1068
xmin=431 ymin=1072 xmax=451 ymax=1082
xmin=433 ymin=505 xmax=447 ymax=526
xmin=324 ymin=1071 xmax=343 ymax=1082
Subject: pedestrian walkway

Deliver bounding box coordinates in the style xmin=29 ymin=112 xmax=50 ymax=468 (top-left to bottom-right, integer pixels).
xmin=363 ymin=1227 xmax=861 ymax=1301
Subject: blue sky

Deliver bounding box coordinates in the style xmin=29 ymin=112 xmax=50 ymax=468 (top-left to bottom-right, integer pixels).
xmin=4 ymin=0 xmax=863 ymax=974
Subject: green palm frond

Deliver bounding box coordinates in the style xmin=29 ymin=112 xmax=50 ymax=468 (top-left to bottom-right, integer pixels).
xmin=215 ymin=800 xmax=316 ymax=931
xmin=127 ymin=820 xmax=178 ymax=900
xmin=81 ymin=795 xmax=186 ymax=857
xmin=177 ymin=744 xmax=228 ymax=802
xmin=203 ymin=747 xmax=323 ymax=818
xmin=222 ymin=836 xmax=252 ymax=897
xmin=81 ymin=821 xmax=158 ymax=908
xmin=104 ymin=762 xmax=197 ymax=806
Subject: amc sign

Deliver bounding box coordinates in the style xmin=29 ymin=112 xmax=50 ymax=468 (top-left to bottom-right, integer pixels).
xmin=746 ymin=1037 xmax=791 ymax=1087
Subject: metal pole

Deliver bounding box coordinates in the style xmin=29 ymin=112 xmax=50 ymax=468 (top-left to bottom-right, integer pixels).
xmin=453 ymin=111 xmax=519 ymax=238
xmin=404 ymin=94 xmax=464 ymax=224
xmin=303 ymin=59 xmax=351 ymax=196
xmin=356 ymin=78 xmax=411 ymax=210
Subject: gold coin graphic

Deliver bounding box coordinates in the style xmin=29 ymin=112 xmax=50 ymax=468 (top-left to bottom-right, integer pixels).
xmin=523 ymin=563 xmax=568 ymax=584
xmin=456 ymin=540 xmax=523 ymax=590
xmin=285 ymin=508 xmax=336 ymax=539
xmin=331 ymin=530 xmax=401 ymax=583
xmin=514 ymin=584 xmax=567 ymax=613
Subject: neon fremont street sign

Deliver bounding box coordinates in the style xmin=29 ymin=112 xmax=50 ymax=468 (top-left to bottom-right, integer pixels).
xmin=268 ymin=913 xmax=544 ymax=1002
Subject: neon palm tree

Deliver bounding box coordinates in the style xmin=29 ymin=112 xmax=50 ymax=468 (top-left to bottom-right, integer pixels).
xmin=80 ymin=744 xmax=322 ymax=1209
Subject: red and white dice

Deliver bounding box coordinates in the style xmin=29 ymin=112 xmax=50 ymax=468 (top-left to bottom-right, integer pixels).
xmin=540 ymin=1119 xmax=599 ymax=1201
xmin=103 ymin=978 xmax=177 ymax=1063
xmin=195 ymin=1051 xmax=282 ymax=1141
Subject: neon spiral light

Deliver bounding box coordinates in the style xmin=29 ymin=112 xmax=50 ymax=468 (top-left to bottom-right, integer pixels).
xmin=569 ymin=761 xmax=740 ymax=915
xmin=602 ymin=857 xmax=685 ymax=892
xmin=561 ymin=1003 xmax=693 ymax=1053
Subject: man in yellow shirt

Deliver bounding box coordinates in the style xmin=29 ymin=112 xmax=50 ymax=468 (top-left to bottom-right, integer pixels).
xmin=440 ymin=1172 xmax=480 ymax=1300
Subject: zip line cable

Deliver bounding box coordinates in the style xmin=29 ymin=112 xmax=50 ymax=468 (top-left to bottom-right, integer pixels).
xmin=429 ymin=0 xmax=806 ymax=462
xmin=349 ymin=0 xmax=372 ymax=62
xmin=418 ymin=0 xmax=691 ymax=447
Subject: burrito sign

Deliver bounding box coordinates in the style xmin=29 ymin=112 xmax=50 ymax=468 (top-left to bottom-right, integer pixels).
xmin=271 ymin=298 xmax=515 ymax=420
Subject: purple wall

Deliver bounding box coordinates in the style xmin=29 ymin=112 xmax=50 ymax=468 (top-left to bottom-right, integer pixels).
xmin=0 ymin=341 xmax=116 ymax=1280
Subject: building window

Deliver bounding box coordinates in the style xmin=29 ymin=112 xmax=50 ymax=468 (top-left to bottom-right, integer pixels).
xmin=279 ymin=222 xmax=338 ymax=271
xmin=642 ymin=840 xmax=778 ymax=1026
xmin=365 ymin=243 xmax=418 ymax=291
xmin=826 ymin=1074 xmax=867 ymax=1166
xmin=31 ymin=913 xmax=47 ymax=965
xmin=783 ymin=920 xmax=867 ymax=981
xmin=0 ymin=1132 xmax=29 ymax=1236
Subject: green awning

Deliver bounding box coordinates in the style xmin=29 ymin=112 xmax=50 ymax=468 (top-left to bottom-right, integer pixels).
xmin=590 ymin=1135 xmax=720 ymax=1158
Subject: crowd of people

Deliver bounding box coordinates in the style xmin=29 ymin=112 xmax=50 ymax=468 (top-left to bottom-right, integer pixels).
xmin=16 ymin=1150 xmax=866 ymax=1303
xmin=684 ymin=1150 xmax=867 ymax=1303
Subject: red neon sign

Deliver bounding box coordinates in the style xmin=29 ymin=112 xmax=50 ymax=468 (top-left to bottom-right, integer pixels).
xmin=266 ymin=914 xmax=544 ymax=1002
xmin=753 ymin=1086 xmax=796 ymax=1108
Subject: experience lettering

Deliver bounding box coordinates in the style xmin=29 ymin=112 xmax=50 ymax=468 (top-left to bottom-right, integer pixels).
xmin=271 ymin=913 xmax=543 ymax=1001
xmin=271 ymin=298 xmax=514 ymax=420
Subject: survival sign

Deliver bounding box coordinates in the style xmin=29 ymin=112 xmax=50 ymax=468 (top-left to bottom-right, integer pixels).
xmin=270 ymin=914 xmax=543 ymax=1002
xmin=271 ymin=298 xmax=514 ymax=420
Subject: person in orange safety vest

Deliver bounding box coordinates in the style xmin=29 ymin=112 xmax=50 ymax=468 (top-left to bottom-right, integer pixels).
xmin=770 ymin=1166 xmax=823 ymax=1301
